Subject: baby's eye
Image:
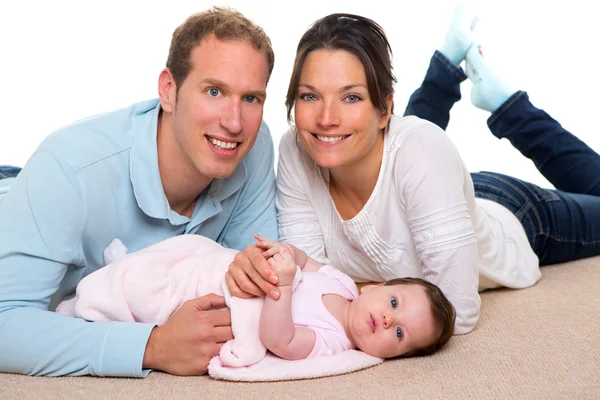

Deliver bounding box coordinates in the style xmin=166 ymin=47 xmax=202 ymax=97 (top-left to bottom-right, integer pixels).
xmin=396 ymin=327 xmax=403 ymax=340
xmin=390 ymin=297 xmax=397 ymax=309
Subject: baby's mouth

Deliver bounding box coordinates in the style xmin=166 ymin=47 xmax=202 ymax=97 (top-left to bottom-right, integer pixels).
xmin=369 ymin=314 xmax=376 ymax=333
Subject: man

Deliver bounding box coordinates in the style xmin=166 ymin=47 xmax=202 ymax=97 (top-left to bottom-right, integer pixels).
xmin=0 ymin=7 xmax=278 ymax=377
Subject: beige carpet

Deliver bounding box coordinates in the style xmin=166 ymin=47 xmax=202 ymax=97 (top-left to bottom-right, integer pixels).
xmin=2 ymin=257 xmax=599 ymax=400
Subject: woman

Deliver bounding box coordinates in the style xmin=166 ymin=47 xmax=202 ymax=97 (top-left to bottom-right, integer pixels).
xmin=228 ymin=11 xmax=600 ymax=336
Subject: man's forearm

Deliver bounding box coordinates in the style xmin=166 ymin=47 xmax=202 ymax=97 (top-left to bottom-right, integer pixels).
xmin=0 ymin=306 xmax=154 ymax=377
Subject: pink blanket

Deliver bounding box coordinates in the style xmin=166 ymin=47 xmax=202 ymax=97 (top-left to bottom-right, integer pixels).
xmin=56 ymin=235 xmax=383 ymax=380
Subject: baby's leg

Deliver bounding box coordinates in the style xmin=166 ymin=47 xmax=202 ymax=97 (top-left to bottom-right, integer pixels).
xmin=218 ymin=296 xmax=266 ymax=367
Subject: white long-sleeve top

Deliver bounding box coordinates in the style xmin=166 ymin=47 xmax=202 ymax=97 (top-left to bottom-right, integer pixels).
xmin=276 ymin=115 xmax=541 ymax=335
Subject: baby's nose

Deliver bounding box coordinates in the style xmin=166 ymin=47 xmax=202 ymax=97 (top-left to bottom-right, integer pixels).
xmin=382 ymin=312 xmax=394 ymax=328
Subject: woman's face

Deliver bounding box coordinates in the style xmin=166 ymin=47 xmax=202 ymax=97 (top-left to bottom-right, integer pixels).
xmin=293 ymin=49 xmax=391 ymax=171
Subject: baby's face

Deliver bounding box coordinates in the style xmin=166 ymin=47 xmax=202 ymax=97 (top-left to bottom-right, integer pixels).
xmin=346 ymin=284 xmax=437 ymax=358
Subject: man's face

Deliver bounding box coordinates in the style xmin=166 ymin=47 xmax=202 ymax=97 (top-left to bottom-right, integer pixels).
xmin=164 ymin=34 xmax=269 ymax=181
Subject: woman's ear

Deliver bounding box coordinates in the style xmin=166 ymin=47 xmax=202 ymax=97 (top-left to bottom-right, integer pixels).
xmin=359 ymin=282 xmax=385 ymax=294
xmin=378 ymin=94 xmax=394 ymax=129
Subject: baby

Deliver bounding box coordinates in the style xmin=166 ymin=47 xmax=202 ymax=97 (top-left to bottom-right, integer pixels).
xmin=56 ymin=234 xmax=455 ymax=363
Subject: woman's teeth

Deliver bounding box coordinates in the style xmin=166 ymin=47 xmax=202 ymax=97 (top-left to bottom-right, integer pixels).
xmin=316 ymin=135 xmax=346 ymax=143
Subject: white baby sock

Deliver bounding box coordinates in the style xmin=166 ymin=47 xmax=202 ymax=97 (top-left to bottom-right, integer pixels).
xmin=219 ymin=295 xmax=267 ymax=367
xmin=103 ymin=238 xmax=129 ymax=265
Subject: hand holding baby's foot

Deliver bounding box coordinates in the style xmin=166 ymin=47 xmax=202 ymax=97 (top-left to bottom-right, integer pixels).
xmin=268 ymin=251 xmax=297 ymax=287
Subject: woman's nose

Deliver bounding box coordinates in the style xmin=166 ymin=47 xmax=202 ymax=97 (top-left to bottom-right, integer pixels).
xmin=317 ymin=101 xmax=340 ymax=127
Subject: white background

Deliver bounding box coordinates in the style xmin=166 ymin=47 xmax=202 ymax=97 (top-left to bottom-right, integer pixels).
xmin=1 ymin=0 xmax=598 ymax=189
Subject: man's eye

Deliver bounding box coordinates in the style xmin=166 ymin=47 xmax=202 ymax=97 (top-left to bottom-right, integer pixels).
xmin=208 ymin=88 xmax=221 ymax=97
xmin=396 ymin=327 xmax=403 ymax=340
xmin=244 ymin=95 xmax=257 ymax=103
xmin=390 ymin=297 xmax=397 ymax=309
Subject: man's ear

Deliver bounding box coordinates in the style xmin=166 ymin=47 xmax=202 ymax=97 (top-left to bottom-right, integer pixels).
xmin=158 ymin=67 xmax=177 ymax=113
xmin=359 ymin=282 xmax=385 ymax=294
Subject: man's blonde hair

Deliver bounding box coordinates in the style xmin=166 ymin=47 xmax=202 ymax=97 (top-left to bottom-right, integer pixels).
xmin=166 ymin=6 xmax=275 ymax=93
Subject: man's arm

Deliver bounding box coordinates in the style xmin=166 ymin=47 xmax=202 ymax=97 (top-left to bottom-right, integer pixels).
xmin=0 ymin=153 xmax=154 ymax=377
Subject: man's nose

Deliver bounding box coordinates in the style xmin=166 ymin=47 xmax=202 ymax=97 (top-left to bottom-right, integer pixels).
xmin=221 ymin=100 xmax=242 ymax=134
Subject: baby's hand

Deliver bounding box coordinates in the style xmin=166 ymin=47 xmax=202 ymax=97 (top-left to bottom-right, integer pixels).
xmin=267 ymin=251 xmax=297 ymax=287
xmin=254 ymin=233 xmax=295 ymax=259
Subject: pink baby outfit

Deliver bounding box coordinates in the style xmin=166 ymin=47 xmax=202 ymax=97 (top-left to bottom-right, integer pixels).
xmin=56 ymin=235 xmax=236 ymax=324
xmin=291 ymin=265 xmax=358 ymax=358
xmin=56 ymin=235 xmax=359 ymax=365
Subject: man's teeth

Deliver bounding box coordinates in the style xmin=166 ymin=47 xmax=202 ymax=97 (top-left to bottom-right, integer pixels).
xmin=208 ymin=137 xmax=238 ymax=150
xmin=316 ymin=135 xmax=346 ymax=143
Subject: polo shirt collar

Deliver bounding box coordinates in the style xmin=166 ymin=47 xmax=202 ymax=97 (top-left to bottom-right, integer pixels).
xmin=129 ymin=99 xmax=246 ymax=226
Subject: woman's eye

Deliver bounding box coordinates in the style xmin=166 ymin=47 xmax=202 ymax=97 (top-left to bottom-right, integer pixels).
xmin=208 ymin=88 xmax=221 ymax=97
xmin=345 ymin=95 xmax=361 ymax=103
xmin=390 ymin=297 xmax=397 ymax=309
xmin=396 ymin=327 xmax=403 ymax=340
xmin=299 ymin=93 xmax=317 ymax=101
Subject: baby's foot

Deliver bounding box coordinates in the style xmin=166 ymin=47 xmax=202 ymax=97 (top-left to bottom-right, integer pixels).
xmin=103 ymin=238 xmax=128 ymax=265
xmin=219 ymin=296 xmax=267 ymax=367
xmin=439 ymin=4 xmax=479 ymax=66
xmin=466 ymin=45 xmax=515 ymax=112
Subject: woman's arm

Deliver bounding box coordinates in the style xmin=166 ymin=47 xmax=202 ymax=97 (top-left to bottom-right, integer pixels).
xmin=276 ymin=132 xmax=329 ymax=262
xmin=395 ymin=122 xmax=481 ymax=334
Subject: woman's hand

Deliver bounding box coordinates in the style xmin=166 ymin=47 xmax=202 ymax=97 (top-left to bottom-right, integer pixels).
xmin=226 ymin=244 xmax=280 ymax=300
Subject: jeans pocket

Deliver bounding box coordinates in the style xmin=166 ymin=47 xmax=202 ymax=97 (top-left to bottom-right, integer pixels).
xmin=529 ymin=185 xmax=561 ymax=202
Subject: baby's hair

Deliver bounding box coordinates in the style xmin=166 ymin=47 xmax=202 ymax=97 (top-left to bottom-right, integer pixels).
xmin=384 ymin=277 xmax=455 ymax=357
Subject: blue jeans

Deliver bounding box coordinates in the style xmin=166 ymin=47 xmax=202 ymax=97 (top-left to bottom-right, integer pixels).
xmin=404 ymin=51 xmax=600 ymax=265
xmin=0 ymin=165 xmax=21 ymax=179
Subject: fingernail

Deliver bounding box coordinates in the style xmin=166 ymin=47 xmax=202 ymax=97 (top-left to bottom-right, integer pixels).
xmin=268 ymin=275 xmax=278 ymax=284
xmin=270 ymin=289 xmax=280 ymax=300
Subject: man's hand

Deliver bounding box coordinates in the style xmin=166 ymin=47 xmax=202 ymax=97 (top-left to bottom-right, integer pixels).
xmin=226 ymin=244 xmax=280 ymax=300
xmin=142 ymin=294 xmax=233 ymax=376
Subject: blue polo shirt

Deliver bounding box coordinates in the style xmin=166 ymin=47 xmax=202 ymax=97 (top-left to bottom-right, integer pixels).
xmin=0 ymin=99 xmax=278 ymax=377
